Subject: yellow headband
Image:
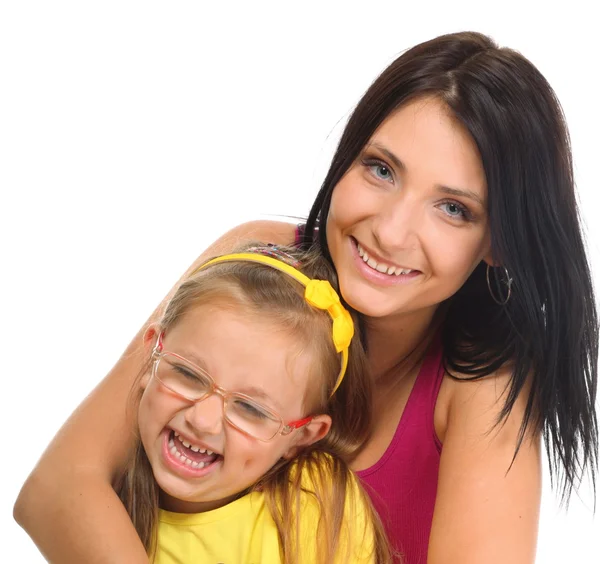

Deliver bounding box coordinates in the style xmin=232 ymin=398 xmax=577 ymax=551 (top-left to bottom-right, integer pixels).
xmin=193 ymin=252 xmax=354 ymax=395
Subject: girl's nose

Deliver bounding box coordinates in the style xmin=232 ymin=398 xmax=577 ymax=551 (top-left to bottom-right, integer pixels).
xmin=184 ymin=393 xmax=224 ymax=435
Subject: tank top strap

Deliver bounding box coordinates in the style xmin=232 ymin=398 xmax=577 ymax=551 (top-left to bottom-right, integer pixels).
xmin=403 ymin=334 xmax=444 ymax=450
xmin=294 ymin=223 xmax=305 ymax=247
xmin=358 ymin=335 xmax=445 ymax=479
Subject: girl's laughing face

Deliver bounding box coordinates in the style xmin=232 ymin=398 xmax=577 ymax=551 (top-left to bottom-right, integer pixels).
xmin=138 ymin=303 xmax=329 ymax=513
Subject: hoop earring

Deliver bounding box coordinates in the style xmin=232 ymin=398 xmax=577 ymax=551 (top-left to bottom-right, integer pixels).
xmin=486 ymin=264 xmax=513 ymax=306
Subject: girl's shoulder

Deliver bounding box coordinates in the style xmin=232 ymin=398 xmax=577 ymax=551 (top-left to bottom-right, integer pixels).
xmin=291 ymin=455 xmax=376 ymax=563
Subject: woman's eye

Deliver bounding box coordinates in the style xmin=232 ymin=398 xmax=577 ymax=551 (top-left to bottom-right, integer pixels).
xmin=438 ymin=201 xmax=471 ymax=221
xmin=362 ymin=158 xmax=393 ymax=182
xmin=373 ymin=164 xmax=392 ymax=180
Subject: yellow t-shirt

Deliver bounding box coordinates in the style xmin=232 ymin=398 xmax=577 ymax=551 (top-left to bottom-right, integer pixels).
xmin=155 ymin=473 xmax=375 ymax=563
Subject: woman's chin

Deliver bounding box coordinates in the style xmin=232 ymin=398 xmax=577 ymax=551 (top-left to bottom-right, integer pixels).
xmin=339 ymin=286 xmax=397 ymax=319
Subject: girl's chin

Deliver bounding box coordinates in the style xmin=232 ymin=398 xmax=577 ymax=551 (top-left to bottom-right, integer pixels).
xmin=159 ymin=482 xmax=232 ymax=513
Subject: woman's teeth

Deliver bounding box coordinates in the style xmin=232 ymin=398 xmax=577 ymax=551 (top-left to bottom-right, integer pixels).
xmin=357 ymin=243 xmax=413 ymax=276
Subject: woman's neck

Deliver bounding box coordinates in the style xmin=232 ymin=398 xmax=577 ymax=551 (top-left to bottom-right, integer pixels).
xmin=364 ymin=305 xmax=440 ymax=381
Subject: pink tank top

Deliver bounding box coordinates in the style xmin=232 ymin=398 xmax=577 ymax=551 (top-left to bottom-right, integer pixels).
xmin=294 ymin=225 xmax=444 ymax=562
xmin=357 ymin=339 xmax=444 ymax=563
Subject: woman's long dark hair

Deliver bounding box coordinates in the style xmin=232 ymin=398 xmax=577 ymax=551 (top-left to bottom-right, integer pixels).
xmin=303 ymin=31 xmax=598 ymax=501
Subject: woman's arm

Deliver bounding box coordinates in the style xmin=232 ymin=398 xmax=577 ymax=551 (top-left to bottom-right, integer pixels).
xmin=14 ymin=220 xmax=297 ymax=563
xmin=428 ymin=370 xmax=542 ymax=564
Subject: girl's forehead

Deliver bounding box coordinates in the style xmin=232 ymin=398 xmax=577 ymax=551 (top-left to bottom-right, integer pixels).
xmin=165 ymin=304 xmax=316 ymax=410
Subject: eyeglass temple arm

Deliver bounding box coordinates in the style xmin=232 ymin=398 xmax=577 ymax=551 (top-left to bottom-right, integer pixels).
xmin=282 ymin=416 xmax=313 ymax=434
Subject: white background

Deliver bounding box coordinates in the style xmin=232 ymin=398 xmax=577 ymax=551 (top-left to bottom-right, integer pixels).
xmin=1 ymin=1 xmax=598 ymax=562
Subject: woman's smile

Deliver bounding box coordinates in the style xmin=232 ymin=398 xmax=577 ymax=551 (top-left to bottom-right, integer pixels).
xmin=350 ymin=236 xmax=422 ymax=287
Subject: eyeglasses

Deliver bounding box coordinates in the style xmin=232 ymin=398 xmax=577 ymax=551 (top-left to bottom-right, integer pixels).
xmin=150 ymin=341 xmax=313 ymax=442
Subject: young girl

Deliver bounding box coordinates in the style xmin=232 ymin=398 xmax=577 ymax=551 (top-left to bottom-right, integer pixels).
xmin=117 ymin=244 xmax=391 ymax=563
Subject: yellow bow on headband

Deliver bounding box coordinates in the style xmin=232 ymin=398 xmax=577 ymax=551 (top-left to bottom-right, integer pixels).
xmin=194 ymin=251 xmax=354 ymax=395
xmin=304 ymin=279 xmax=354 ymax=353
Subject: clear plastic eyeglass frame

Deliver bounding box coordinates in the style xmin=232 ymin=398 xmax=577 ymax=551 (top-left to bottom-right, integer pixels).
xmin=150 ymin=333 xmax=313 ymax=442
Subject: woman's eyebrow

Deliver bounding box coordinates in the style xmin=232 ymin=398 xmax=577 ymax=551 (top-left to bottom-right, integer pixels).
xmin=367 ymin=142 xmax=405 ymax=171
xmin=436 ymin=185 xmax=485 ymax=207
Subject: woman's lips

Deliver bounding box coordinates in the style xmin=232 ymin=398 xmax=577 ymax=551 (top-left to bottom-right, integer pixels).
xmin=350 ymin=237 xmax=421 ymax=286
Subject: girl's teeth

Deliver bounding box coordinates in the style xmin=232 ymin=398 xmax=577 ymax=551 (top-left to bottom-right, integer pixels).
xmin=176 ymin=433 xmax=211 ymax=454
xmin=367 ymin=257 xmax=378 ymax=269
xmin=170 ymin=444 xmax=213 ymax=470
xmin=171 ymin=431 xmax=219 ymax=464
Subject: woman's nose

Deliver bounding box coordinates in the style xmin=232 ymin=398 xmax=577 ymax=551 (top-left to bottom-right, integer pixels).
xmin=372 ymin=194 xmax=421 ymax=253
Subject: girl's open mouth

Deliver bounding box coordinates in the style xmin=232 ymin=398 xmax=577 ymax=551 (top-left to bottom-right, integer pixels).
xmin=163 ymin=430 xmax=223 ymax=475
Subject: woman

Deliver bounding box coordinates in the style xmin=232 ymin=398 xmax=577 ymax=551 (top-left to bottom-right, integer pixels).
xmin=15 ymin=31 xmax=597 ymax=563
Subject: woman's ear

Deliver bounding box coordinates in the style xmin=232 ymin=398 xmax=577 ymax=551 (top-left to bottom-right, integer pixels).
xmin=481 ymin=234 xmax=498 ymax=267
xmin=482 ymin=253 xmax=500 ymax=267
xmin=282 ymin=414 xmax=332 ymax=460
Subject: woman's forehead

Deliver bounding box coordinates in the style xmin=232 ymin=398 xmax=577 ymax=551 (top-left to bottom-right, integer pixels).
xmin=368 ymin=97 xmax=487 ymax=199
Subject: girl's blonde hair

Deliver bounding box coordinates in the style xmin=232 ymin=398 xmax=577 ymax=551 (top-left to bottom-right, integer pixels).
xmin=117 ymin=244 xmax=393 ymax=563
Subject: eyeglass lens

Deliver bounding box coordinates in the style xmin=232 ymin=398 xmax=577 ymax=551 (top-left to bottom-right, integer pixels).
xmin=154 ymin=354 xmax=283 ymax=441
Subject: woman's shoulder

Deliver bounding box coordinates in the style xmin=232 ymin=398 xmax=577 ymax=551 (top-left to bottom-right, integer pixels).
xmin=435 ymin=360 xmax=538 ymax=463
xmin=183 ymin=220 xmax=300 ymax=277
xmin=218 ymin=220 xmax=298 ymax=248
xmin=445 ymin=362 xmax=523 ymax=418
